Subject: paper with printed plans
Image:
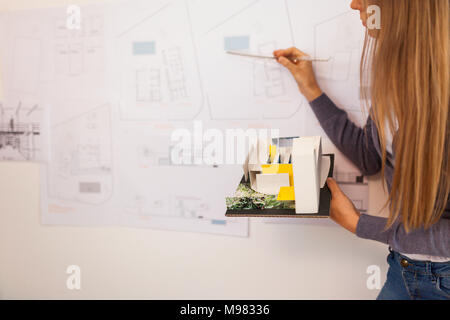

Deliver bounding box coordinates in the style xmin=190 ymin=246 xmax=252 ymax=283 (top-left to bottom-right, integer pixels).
xmin=0 ymin=0 xmax=370 ymax=236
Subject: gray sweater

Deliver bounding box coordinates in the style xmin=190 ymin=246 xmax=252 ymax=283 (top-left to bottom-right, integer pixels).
xmin=310 ymin=93 xmax=450 ymax=257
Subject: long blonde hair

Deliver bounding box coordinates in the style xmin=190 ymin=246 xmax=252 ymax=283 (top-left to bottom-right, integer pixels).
xmin=361 ymin=0 xmax=450 ymax=231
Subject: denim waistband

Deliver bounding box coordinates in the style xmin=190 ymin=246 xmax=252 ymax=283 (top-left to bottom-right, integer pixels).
xmin=389 ymin=249 xmax=450 ymax=277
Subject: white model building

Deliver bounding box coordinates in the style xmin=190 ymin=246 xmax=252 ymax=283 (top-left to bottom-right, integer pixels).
xmin=243 ymin=136 xmax=329 ymax=214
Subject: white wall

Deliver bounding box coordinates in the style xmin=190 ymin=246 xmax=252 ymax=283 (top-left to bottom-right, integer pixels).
xmin=0 ymin=162 xmax=389 ymax=299
xmin=0 ymin=0 xmax=390 ymax=300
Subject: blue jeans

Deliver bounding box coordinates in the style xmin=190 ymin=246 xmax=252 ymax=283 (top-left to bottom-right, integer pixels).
xmin=377 ymin=249 xmax=450 ymax=300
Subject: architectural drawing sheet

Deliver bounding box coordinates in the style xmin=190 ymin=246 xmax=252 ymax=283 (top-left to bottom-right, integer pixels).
xmin=0 ymin=10 xmax=49 ymax=162
xmin=0 ymin=96 xmax=47 ymax=162
xmin=114 ymin=0 xmax=203 ymax=121
xmin=46 ymin=4 xmax=113 ymax=123
xmin=112 ymin=120 xmax=247 ymax=235
xmin=190 ymin=0 xmax=303 ymax=120
xmin=48 ymin=104 xmax=113 ymax=206
xmin=287 ymin=0 xmax=367 ymax=128
xmin=1 ymin=0 xmax=371 ymax=236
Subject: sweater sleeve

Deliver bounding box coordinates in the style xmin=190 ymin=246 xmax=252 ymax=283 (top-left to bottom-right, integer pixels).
xmin=309 ymin=93 xmax=382 ymax=176
xmin=310 ymin=94 xmax=450 ymax=257
xmin=356 ymin=214 xmax=450 ymax=257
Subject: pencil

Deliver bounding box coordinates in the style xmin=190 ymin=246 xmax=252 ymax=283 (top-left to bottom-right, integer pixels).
xmin=226 ymin=50 xmax=331 ymax=63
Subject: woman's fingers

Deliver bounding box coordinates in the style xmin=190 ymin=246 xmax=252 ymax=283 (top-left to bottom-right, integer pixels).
xmin=327 ymin=178 xmax=342 ymax=197
xmin=277 ymin=56 xmax=296 ymax=72
xmin=274 ymin=47 xmax=322 ymax=102
xmin=274 ymin=47 xmax=307 ymax=59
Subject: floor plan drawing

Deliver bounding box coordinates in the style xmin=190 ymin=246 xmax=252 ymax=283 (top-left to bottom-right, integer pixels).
xmin=54 ymin=14 xmax=105 ymax=77
xmin=137 ymin=142 xmax=205 ymax=168
xmin=137 ymin=143 xmax=170 ymax=167
xmin=173 ymin=195 xmax=210 ymax=219
xmin=117 ymin=128 xmax=207 ymax=169
xmin=48 ymin=104 xmax=113 ymax=205
xmin=123 ymin=194 xmax=171 ymax=218
xmin=115 ymin=0 xmax=203 ymax=121
xmin=109 ymin=118 xmax=248 ymax=235
xmin=47 ymin=6 xmax=112 ymax=122
xmin=0 ymin=100 xmax=45 ymax=162
xmin=192 ymin=0 xmax=303 ymax=120
xmin=115 ymin=164 xmax=248 ymax=236
xmin=122 ymin=194 xmax=211 ymax=220
xmin=135 ymin=68 xmax=162 ymax=103
xmin=163 ymin=47 xmax=188 ymax=102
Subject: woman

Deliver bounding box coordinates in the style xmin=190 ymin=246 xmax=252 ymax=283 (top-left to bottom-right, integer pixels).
xmin=275 ymin=0 xmax=449 ymax=300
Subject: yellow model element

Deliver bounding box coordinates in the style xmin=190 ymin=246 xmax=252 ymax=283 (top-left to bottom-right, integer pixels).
xmin=277 ymin=186 xmax=295 ymax=201
xmin=261 ymin=156 xmax=296 ymax=201
xmin=269 ymin=145 xmax=277 ymax=163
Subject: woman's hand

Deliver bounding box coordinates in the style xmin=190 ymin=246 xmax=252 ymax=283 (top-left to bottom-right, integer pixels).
xmin=326 ymin=178 xmax=361 ymax=234
xmin=274 ymin=47 xmax=323 ymax=102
